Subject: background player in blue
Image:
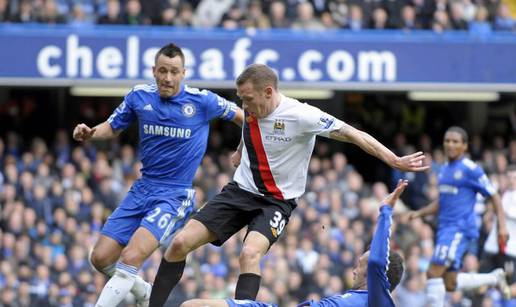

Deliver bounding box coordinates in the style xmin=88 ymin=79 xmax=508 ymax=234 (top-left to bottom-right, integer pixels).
xmin=405 ymin=126 xmax=510 ymax=306
xmin=72 ymin=43 xmax=244 ymax=307
xmin=177 ymin=179 xmax=409 ymax=307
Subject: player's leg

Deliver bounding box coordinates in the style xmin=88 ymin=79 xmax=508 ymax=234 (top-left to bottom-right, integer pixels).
xmin=91 ymin=223 xmax=154 ymax=307
xmin=443 ymin=236 xmax=509 ymax=296
xmin=89 ymin=235 xmax=124 ymax=277
xmin=98 ymin=185 xmax=195 ymax=307
xmin=150 ymin=183 xmax=252 ymax=307
xmin=236 ymin=231 xmax=270 ymax=300
xmin=426 ymin=264 xmax=447 ymax=307
xmin=236 ymin=201 xmax=295 ymax=300
xmin=96 ymin=227 xmax=158 ymax=307
xmin=149 ymin=219 xmax=217 ymax=307
xmin=426 ymin=229 xmax=457 ymax=307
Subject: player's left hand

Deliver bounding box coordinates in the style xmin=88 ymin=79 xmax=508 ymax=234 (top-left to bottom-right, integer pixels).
xmin=395 ymin=151 xmax=430 ymax=172
xmin=383 ymin=179 xmax=408 ymax=208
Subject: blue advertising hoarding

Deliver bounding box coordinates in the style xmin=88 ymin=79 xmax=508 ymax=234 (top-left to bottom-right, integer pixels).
xmin=0 ymin=25 xmax=515 ymax=91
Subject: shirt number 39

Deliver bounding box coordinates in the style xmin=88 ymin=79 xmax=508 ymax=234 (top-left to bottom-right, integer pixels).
xmin=270 ymin=211 xmax=286 ymax=236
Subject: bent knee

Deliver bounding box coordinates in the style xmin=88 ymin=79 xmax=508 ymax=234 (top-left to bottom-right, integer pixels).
xmin=90 ymin=248 xmax=111 ymax=270
xmin=169 ymin=235 xmax=195 ymax=258
xmin=239 ymin=246 xmax=263 ymax=264
xmin=120 ymin=247 xmax=147 ymax=267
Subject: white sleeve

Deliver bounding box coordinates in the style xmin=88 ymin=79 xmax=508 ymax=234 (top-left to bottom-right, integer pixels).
xmin=298 ymin=103 xmax=345 ymax=138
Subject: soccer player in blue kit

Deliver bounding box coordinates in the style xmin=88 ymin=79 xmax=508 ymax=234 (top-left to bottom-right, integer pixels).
xmin=178 ymin=179 xmax=409 ymax=307
xmin=72 ymin=43 xmax=244 ymax=307
xmin=405 ymin=126 xmax=510 ymax=306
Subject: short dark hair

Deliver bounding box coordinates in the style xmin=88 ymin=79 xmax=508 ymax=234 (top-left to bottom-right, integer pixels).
xmin=155 ymin=43 xmax=185 ymax=65
xmin=387 ymin=251 xmax=404 ymax=292
xmin=445 ymin=126 xmax=468 ymax=144
xmin=236 ymin=64 xmax=278 ymax=91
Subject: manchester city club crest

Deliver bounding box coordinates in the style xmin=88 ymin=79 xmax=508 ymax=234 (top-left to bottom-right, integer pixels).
xmin=454 ymin=170 xmax=463 ymax=180
xmin=273 ymin=119 xmax=285 ymax=135
xmin=182 ymin=103 xmax=195 ymax=117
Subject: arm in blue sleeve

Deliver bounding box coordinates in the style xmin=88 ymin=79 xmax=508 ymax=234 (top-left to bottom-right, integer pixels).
xmin=367 ymin=205 xmax=395 ymax=307
xmin=204 ymin=91 xmax=238 ymax=121
xmin=107 ymin=91 xmax=136 ymax=131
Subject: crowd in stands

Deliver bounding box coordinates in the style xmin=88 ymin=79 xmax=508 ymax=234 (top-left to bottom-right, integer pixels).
xmin=0 ymin=126 xmax=515 ymax=306
xmin=0 ymin=0 xmax=514 ymax=33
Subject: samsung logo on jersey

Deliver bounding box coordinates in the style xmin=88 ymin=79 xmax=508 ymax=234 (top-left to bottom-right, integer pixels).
xmin=143 ymin=124 xmax=191 ymax=138
xmin=265 ymin=135 xmax=292 ymax=143
xmin=439 ymin=184 xmax=458 ymax=194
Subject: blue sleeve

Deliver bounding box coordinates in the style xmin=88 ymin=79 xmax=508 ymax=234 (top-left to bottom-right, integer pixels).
xmin=107 ymin=91 xmax=136 ymax=131
xmin=468 ymin=166 xmax=496 ymax=198
xmin=367 ymin=205 xmax=395 ymax=307
xmin=204 ymin=91 xmax=238 ymax=121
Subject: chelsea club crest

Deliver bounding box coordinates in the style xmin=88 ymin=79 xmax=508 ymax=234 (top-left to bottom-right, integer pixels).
xmin=182 ymin=103 xmax=196 ymax=117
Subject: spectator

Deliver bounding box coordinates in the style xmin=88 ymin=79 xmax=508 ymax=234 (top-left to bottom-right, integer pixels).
xmin=449 ymin=1 xmax=468 ymax=30
xmin=346 ymin=4 xmax=365 ymax=31
xmin=269 ymin=0 xmax=290 ymax=28
xmin=469 ymin=6 xmax=493 ymax=35
xmin=494 ymin=3 xmax=514 ymax=31
xmin=194 ymin=0 xmax=234 ymax=28
xmin=37 ymin=0 xmax=67 ymax=24
xmin=369 ymin=7 xmax=391 ymax=30
xmin=243 ymin=0 xmax=270 ymax=29
xmin=122 ymin=0 xmax=150 ymax=25
xmin=292 ymin=2 xmax=324 ymax=31
xmin=220 ymin=4 xmax=244 ymax=29
xmin=399 ymin=5 xmax=421 ymax=30
xmin=97 ymin=0 xmax=123 ymax=25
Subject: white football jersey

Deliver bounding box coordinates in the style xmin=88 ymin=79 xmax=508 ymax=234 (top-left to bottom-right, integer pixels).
xmin=234 ymin=94 xmax=344 ymax=200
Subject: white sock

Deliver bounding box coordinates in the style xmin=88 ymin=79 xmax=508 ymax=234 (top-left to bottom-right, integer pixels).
xmin=100 ymin=263 xmax=116 ymax=277
xmin=131 ymin=275 xmax=151 ymax=301
xmin=100 ymin=263 xmax=149 ymax=301
xmin=426 ymin=278 xmax=446 ymax=307
xmin=95 ymin=262 xmax=138 ymax=307
xmin=456 ymin=272 xmax=498 ymax=290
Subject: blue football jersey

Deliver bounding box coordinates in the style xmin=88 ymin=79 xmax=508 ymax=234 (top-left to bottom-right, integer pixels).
xmin=437 ymin=156 xmax=496 ymax=237
xmin=107 ymin=83 xmax=238 ymax=187
xmin=300 ymin=205 xmax=395 ymax=307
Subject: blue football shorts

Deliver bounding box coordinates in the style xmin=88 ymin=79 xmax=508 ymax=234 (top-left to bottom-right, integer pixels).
xmin=431 ymin=227 xmax=473 ymax=271
xmin=101 ymin=179 xmax=195 ymax=246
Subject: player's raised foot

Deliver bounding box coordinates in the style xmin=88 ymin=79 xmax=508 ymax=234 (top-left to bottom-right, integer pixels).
xmin=136 ymin=282 xmax=152 ymax=307
xmin=492 ymin=268 xmax=511 ymax=300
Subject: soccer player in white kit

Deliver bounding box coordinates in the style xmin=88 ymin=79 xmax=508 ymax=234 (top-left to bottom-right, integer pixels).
xmin=148 ymin=64 xmax=429 ymax=307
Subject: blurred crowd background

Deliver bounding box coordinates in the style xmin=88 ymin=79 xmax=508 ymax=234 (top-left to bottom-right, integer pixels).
xmin=0 ymin=0 xmax=515 ymax=33
xmin=0 ymin=121 xmax=515 ymax=306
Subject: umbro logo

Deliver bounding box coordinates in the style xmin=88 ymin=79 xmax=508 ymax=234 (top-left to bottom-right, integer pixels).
xmin=143 ymin=104 xmax=153 ymax=111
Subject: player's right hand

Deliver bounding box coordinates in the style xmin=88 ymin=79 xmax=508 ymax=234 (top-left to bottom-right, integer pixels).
xmin=73 ymin=123 xmax=96 ymax=142
xmin=383 ymin=179 xmax=408 ymax=208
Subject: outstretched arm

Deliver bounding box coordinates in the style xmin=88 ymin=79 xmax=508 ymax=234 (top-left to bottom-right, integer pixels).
xmin=368 ymin=180 xmax=408 ymax=307
xmin=488 ymin=193 xmax=509 ymax=252
xmin=404 ymin=200 xmax=439 ymax=221
xmin=329 ymin=123 xmax=428 ymax=172
xmin=73 ymin=121 xmax=119 ymax=142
